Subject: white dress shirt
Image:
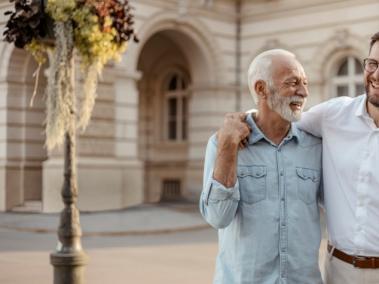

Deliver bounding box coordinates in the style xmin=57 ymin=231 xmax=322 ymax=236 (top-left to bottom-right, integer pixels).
xmin=297 ymin=94 xmax=379 ymax=256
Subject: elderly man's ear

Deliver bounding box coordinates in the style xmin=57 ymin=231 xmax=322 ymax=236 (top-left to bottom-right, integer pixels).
xmin=254 ymin=80 xmax=268 ymax=100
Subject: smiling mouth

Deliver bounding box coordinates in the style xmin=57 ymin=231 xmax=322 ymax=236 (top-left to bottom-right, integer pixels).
xmin=290 ymin=102 xmax=303 ymax=110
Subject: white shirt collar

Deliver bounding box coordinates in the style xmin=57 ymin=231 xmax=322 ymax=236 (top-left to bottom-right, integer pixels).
xmin=354 ymin=94 xmax=369 ymax=118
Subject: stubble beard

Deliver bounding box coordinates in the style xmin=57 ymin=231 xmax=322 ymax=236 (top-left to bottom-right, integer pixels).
xmin=366 ymin=85 xmax=379 ymax=108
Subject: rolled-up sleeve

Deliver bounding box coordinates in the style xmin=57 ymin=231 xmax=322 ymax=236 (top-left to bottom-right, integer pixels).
xmin=199 ymin=135 xmax=240 ymax=229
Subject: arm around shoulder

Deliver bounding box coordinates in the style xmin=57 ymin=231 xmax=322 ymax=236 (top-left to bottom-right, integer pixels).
xmin=296 ymin=99 xmax=332 ymax=137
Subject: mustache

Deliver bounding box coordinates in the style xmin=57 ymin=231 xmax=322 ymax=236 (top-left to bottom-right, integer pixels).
xmin=288 ymin=95 xmax=306 ymax=103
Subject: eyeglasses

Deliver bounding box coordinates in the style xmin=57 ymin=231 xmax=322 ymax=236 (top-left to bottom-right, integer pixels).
xmin=363 ymin=58 xmax=379 ymax=73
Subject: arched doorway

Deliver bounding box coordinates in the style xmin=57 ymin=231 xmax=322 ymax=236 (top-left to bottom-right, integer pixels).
xmin=123 ymin=9 xmax=229 ymax=204
xmin=137 ymin=31 xmax=192 ymax=203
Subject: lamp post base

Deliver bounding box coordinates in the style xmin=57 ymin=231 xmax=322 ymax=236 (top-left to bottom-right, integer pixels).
xmin=50 ymin=252 xmax=88 ymax=284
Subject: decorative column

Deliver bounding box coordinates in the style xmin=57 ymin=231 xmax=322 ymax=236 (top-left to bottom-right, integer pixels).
xmin=113 ymin=66 xmax=144 ymax=207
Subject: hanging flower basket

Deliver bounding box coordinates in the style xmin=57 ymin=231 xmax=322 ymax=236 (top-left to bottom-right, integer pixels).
xmin=3 ymin=0 xmax=138 ymax=150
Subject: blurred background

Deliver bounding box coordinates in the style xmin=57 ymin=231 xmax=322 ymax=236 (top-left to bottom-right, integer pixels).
xmin=0 ymin=0 xmax=377 ymax=283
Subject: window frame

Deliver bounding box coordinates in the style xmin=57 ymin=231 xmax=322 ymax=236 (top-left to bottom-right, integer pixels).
xmin=162 ymin=70 xmax=190 ymax=142
xmin=332 ymin=56 xmax=364 ymax=97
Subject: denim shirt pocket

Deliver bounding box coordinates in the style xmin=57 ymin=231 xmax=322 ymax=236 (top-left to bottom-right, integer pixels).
xmin=237 ymin=165 xmax=267 ymax=204
xmin=296 ymin=167 xmax=320 ymax=204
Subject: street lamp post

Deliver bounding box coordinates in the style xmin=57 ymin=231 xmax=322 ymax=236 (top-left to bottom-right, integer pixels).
xmin=49 ymin=22 xmax=88 ymax=284
xmin=4 ymin=1 xmax=138 ymax=282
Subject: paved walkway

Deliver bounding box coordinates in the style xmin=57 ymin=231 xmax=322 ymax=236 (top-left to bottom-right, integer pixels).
xmin=0 ymin=202 xmax=209 ymax=236
xmin=0 ymin=202 xmax=218 ymax=284
xmin=0 ymin=202 xmax=328 ymax=284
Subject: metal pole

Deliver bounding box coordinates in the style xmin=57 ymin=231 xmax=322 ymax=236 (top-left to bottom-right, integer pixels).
xmin=50 ymin=22 xmax=88 ymax=284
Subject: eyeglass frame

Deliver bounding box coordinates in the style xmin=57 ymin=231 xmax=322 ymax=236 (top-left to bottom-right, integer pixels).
xmin=363 ymin=58 xmax=379 ymax=73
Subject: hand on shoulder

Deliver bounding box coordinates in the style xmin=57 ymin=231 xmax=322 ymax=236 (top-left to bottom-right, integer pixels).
xmin=216 ymin=112 xmax=252 ymax=149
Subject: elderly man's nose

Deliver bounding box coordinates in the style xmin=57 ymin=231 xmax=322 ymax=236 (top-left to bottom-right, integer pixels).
xmin=297 ymin=84 xmax=308 ymax=97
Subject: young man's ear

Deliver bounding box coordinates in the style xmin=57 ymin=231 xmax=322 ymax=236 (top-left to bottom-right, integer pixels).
xmin=254 ymin=80 xmax=268 ymax=100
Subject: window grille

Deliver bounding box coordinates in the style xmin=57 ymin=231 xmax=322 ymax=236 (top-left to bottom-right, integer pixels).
xmin=164 ymin=71 xmax=189 ymax=141
xmin=161 ymin=179 xmax=181 ymax=201
xmin=333 ymin=56 xmax=364 ymax=97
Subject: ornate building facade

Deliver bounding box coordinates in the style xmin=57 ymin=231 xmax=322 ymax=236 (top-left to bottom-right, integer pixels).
xmin=0 ymin=0 xmax=377 ymax=212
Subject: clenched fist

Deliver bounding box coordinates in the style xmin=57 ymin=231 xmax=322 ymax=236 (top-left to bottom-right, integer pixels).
xmin=217 ymin=112 xmax=252 ymax=149
xmin=213 ymin=112 xmax=252 ymax=187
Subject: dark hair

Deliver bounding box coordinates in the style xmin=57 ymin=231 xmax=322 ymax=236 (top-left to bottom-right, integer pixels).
xmin=370 ymin=32 xmax=379 ymax=52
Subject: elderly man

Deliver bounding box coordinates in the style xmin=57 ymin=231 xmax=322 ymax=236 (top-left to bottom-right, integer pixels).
xmin=200 ymin=49 xmax=323 ymax=284
xmin=297 ymin=32 xmax=379 ymax=283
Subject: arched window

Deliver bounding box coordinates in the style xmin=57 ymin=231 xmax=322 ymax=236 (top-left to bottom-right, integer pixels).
xmin=164 ymin=71 xmax=189 ymax=141
xmin=332 ymin=56 xmax=365 ymax=97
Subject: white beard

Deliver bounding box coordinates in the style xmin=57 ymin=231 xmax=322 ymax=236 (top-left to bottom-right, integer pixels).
xmin=267 ymin=89 xmax=306 ymax=122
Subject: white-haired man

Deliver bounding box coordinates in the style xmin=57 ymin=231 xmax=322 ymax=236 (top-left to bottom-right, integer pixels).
xmin=200 ymin=49 xmax=323 ymax=283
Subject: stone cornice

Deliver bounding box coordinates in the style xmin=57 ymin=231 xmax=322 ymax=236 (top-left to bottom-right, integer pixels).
xmin=190 ymin=83 xmax=240 ymax=93
xmin=134 ymin=0 xmax=235 ymax=22
xmin=99 ymin=65 xmax=142 ymax=83
xmin=241 ymin=0 xmax=379 ymax=22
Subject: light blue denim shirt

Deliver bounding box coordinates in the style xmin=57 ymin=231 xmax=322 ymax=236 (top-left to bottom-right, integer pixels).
xmin=200 ymin=114 xmax=323 ymax=284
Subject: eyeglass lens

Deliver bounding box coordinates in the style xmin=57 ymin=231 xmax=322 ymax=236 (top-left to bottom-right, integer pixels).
xmin=363 ymin=59 xmax=378 ymax=72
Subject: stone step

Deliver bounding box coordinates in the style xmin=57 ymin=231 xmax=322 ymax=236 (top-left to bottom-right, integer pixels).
xmin=11 ymin=201 xmax=42 ymax=213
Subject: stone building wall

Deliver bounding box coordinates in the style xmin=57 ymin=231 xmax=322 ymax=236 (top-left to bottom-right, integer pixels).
xmin=0 ymin=0 xmax=378 ymax=211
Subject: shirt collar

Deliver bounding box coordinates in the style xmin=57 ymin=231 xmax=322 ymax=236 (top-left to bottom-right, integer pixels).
xmin=245 ymin=112 xmax=301 ymax=145
xmin=355 ymin=94 xmax=369 ymax=118
xmin=290 ymin=124 xmax=301 ymax=142
xmin=245 ymin=113 xmax=265 ymax=144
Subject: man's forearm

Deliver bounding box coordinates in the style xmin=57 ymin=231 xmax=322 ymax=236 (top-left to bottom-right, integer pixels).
xmin=213 ymin=139 xmax=238 ymax=188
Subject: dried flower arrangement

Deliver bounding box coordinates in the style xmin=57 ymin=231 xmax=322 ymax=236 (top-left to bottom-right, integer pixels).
xmin=3 ymin=0 xmax=138 ymax=149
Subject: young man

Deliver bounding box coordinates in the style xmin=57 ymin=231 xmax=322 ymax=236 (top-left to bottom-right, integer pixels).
xmin=297 ymin=32 xmax=379 ymax=284
xmin=200 ymin=49 xmax=323 ymax=284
